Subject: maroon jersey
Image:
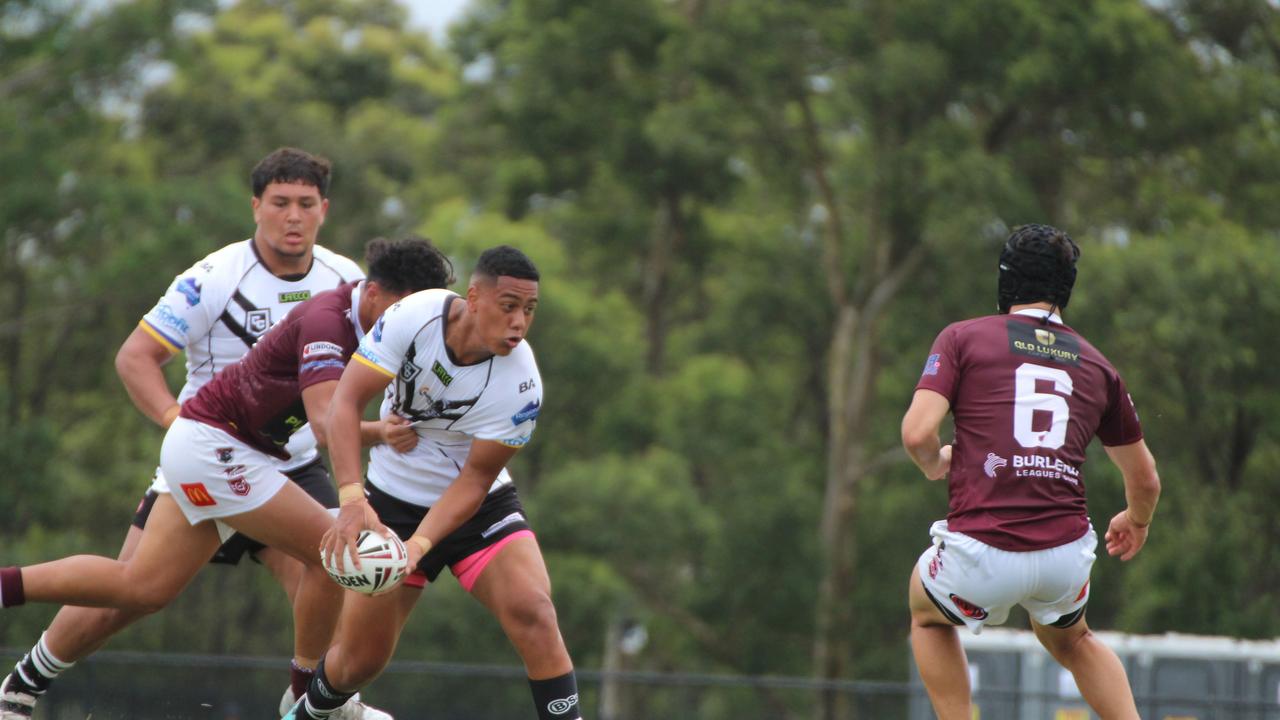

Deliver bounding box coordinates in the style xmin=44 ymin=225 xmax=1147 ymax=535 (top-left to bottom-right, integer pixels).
xmin=182 ymin=282 xmax=362 ymax=459
xmin=915 ymin=312 xmax=1143 ymax=551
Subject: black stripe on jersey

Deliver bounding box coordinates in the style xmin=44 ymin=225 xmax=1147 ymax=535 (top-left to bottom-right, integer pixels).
xmin=443 ymin=361 xmax=492 ymax=431
xmin=219 ymin=308 xmax=258 ymax=349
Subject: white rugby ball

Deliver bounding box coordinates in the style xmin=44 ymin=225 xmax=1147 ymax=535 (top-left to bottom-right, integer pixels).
xmin=323 ymin=529 xmax=410 ymax=595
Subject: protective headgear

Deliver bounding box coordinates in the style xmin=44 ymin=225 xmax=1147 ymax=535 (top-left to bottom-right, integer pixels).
xmin=997 ymin=224 xmax=1080 ymax=314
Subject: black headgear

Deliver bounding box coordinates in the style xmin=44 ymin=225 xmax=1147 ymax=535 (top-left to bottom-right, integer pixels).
xmin=997 ymin=224 xmax=1080 ymax=314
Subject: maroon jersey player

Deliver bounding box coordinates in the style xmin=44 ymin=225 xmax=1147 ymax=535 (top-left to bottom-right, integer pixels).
xmin=901 ymin=224 xmax=1161 ymax=720
xmin=0 ymin=239 xmax=452 ymax=718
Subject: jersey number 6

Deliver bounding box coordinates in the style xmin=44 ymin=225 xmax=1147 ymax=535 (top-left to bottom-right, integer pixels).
xmin=1013 ymin=363 xmax=1073 ymax=449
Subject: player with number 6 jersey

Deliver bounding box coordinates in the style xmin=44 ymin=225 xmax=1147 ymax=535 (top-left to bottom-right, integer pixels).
xmin=901 ymin=224 xmax=1161 ymax=720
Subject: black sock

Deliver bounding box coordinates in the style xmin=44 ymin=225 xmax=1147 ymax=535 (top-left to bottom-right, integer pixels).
xmin=302 ymin=659 xmax=356 ymax=718
xmin=10 ymin=633 xmax=74 ymax=695
xmin=529 ymin=671 xmax=581 ymax=720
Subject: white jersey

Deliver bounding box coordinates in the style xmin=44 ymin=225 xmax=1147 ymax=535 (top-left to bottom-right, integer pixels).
xmin=139 ymin=239 xmax=364 ymax=470
xmin=353 ymin=288 xmax=542 ymax=507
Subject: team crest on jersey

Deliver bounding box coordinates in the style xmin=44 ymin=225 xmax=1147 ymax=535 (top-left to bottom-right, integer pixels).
xmin=176 ymin=277 xmax=202 ymax=307
xmin=245 ymin=309 xmax=272 ymax=336
xmin=983 ymin=452 xmax=1008 ymax=478
xmin=511 ymin=399 xmax=540 ymax=426
xmin=226 ymin=476 xmax=251 ymax=497
xmin=399 ymin=360 xmax=422 ymax=383
xmin=215 ymin=447 xmax=234 ymax=463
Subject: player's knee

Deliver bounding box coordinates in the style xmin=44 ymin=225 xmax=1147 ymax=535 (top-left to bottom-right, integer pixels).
xmin=501 ymin=591 xmax=560 ymax=638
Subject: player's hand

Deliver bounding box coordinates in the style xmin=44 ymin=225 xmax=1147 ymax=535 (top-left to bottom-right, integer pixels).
xmin=926 ymin=444 xmax=953 ymax=481
xmin=321 ymin=498 xmax=386 ymax=570
xmin=381 ymin=413 xmax=418 ymax=453
xmin=1104 ymin=510 xmax=1150 ymax=561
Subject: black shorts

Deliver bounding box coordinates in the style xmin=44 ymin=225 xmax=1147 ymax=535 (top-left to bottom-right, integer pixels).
xmin=366 ymin=481 xmax=532 ymax=585
xmin=132 ymin=458 xmax=337 ymax=565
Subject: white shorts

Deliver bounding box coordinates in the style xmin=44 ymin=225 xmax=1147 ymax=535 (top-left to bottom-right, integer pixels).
xmin=157 ymin=418 xmax=289 ymax=525
xmin=915 ymin=520 xmax=1096 ymax=634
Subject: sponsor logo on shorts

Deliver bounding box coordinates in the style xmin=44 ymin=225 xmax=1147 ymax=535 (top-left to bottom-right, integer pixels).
xmin=983 ymin=452 xmax=1008 ymax=478
xmin=481 ymin=512 xmax=525 ymax=539
xmin=511 ymin=399 xmax=540 ymax=426
xmin=278 ymin=290 xmax=311 ymax=303
xmin=303 ymin=341 xmax=344 ymax=359
xmin=227 ymin=476 xmax=251 ymax=496
xmin=546 ymin=694 xmax=579 ymax=716
xmin=181 ymin=483 xmax=217 ymax=507
xmin=215 ymin=447 xmax=234 ymax=463
xmin=928 ymin=545 xmax=944 ymax=580
xmin=245 ymin=309 xmax=271 ymax=336
xmin=921 ymin=353 xmax=941 ymax=377
xmin=431 ymin=360 xmax=453 ymax=386
xmin=1074 ymin=580 xmax=1090 ymax=602
xmin=223 ymin=464 xmax=246 ymax=476
xmin=176 ymin=277 xmax=202 ymax=306
xmin=948 ymin=593 xmax=988 ymax=621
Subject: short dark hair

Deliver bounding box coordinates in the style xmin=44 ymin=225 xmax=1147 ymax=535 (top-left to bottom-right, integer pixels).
xmin=251 ymin=148 xmax=332 ymax=198
xmin=473 ymin=245 xmax=539 ymax=282
xmin=365 ymin=236 xmax=454 ymax=294
xmin=997 ymin=224 xmax=1081 ymax=313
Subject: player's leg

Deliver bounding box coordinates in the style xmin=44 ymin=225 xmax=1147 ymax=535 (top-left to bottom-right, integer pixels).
xmin=220 ymin=480 xmax=346 ymax=670
xmin=285 ymin=585 xmax=420 ymax=720
xmin=907 ymin=564 xmax=971 ymax=720
xmin=7 ymin=493 xmax=220 ymax=611
xmin=2 ymin=510 xmax=152 ymax=715
xmin=469 ymin=535 xmax=582 ymax=720
xmin=1031 ymin=616 xmax=1139 ymax=719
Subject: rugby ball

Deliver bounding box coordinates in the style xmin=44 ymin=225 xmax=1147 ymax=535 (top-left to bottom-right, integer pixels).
xmin=322 ymin=529 xmax=410 ymax=595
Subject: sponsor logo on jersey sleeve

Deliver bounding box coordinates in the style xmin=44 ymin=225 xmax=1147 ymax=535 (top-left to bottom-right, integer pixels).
xmin=303 ymin=341 xmax=344 ymax=359
xmin=372 ymin=315 xmax=386 ymax=342
xmin=921 ymin=354 xmax=941 ymax=377
xmin=511 ymin=399 xmax=540 ymax=426
xmin=181 ymin=482 xmax=217 ymax=507
xmin=499 ymin=434 xmax=532 ymax=448
xmin=519 ymin=377 xmax=537 ymax=393
xmin=176 ymin=277 xmax=202 ymax=306
xmin=279 ymin=290 xmax=311 ymax=303
xmin=301 ymin=359 xmax=347 ymax=373
xmin=152 ymin=304 xmax=191 ymax=334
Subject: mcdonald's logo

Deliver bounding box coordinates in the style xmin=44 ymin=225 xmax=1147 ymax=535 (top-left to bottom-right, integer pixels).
xmin=181 ymin=483 xmax=217 ymax=507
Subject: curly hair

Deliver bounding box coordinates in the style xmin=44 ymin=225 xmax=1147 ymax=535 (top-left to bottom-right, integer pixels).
xmin=251 ymin=148 xmax=332 ymax=198
xmin=365 ymin=236 xmax=454 ymax=294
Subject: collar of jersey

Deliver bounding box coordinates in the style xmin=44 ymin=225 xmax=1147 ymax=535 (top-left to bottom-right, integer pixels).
xmin=1012 ymin=308 xmax=1063 ymax=324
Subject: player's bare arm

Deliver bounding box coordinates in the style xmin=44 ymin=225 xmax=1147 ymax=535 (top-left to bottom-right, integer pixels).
xmin=901 ymin=388 xmax=953 ymax=481
xmin=300 ymin=379 xmax=414 ymax=452
xmin=403 ymin=438 xmax=520 ymax=567
xmin=321 ymin=359 xmax=394 ymax=569
xmin=1102 ymin=439 xmax=1161 ymax=561
xmin=115 ymin=326 xmax=181 ymax=428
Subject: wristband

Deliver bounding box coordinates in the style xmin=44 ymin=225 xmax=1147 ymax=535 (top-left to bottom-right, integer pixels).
xmin=338 ymin=484 xmax=365 ymax=506
xmin=1125 ymin=510 xmax=1151 ymax=528
xmin=406 ymin=535 xmax=432 ymax=557
xmin=161 ymin=404 xmax=181 ymax=428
